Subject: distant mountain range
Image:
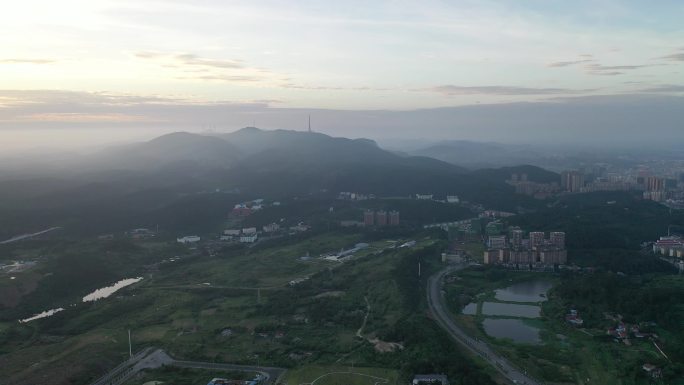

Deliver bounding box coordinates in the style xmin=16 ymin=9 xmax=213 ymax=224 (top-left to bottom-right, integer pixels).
xmin=0 ymin=128 xmax=557 ymax=236
xmin=410 ymin=140 xmax=551 ymax=169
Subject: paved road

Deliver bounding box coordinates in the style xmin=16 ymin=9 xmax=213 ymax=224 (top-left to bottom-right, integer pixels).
xmin=0 ymin=226 xmax=62 ymax=244
xmin=89 ymin=348 xmax=286 ymax=385
xmin=427 ymin=264 xmax=542 ymax=385
xmin=173 ymin=359 xmax=286 ymax=384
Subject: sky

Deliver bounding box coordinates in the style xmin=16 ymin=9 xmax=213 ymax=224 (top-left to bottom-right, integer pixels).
xmin=1 ymin=0 xmax=683 ymax=149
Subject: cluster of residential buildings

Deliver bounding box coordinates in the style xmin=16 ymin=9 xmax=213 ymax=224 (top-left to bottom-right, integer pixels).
xmin=507 ymin=173 xmax=560 ymax=199
xmin=606 ymin=321 xmax=658 ymax=345
xmin=508 ymin=165 xmax=684 ymax=207
xmin=222 ymin=227 xmax=259 ymax=243
xmin=483 ymin=229 xmax=567 ymax=266
xmin=231 ymin=198 xmax=279 ymax=217
xmin=415 ymin=193 xmax=460 ymax=203
xmin=337 ymin=191 xmax=375 ymax=201
xmin=565 ymin=170 xmax=683 ymax=203
xmin=221 ymin=222 xmax=309 ymax=243
xmin=363 ymin=209 xmax=400 ymax=226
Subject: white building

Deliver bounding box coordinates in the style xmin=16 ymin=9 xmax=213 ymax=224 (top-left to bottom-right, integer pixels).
xmin=242 ymin=227 xmax=257 ymax=235
xmin=263 ymin=223 xmax=280 ymax=233
xmin=240 ymin=234 xmax=258 ymax=243
xmin=290 ymin=223 xmax=309 ymax=232
xmin=177 ymin=235 xmax=200 ymax=244
xmin=488 ymin=235 xmax=506 ymax=249
xmin=416 ymin=194 xmax=433 ymax=200
xmin=224 ymin=229 xmax=241 ymax=236
xmin=446 ymin=195 xmax=460 ymax=203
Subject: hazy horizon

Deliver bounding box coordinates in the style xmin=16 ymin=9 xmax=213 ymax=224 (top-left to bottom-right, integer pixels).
xmin=2 ymin=1 xmax=683 ymax=152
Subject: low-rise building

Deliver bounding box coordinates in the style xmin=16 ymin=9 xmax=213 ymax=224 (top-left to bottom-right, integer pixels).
xmin=290 ymin=222 xmax=309 ymax=232
xmin=240 ymin=233 xmax=258 ymax=243
xmin=389 ymin=210 xmax=400 ymax=225
xmin=262 ymin=223 xmax=280 ymax=233
xmin=177 ymin=235 xmax=200 ymax=244
xmin=653 ymin=236 xmax=684 ymax=256
xmin=488 ymin=235 xmax=506 ymax=249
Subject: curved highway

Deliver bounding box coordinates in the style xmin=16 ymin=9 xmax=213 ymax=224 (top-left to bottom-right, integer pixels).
xmin=427 ymin=264 xmax=542 ymax=385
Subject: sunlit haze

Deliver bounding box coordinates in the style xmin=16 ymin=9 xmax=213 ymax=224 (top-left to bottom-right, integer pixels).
xmin=1 ymin=0 xmax=683 ymax=150
xmin=3 ymin=4 xmax=684 ymax=385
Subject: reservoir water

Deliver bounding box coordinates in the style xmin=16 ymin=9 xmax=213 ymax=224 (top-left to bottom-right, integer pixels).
xmin=19 ymin=308 xmax=64 ymax=323
xmin=494 ymin=280 xmax=553 ymax=302
xmin=481 ymin=302 xmax=541 ymax=318
xmin=483 ymin=318 xmax=541 ymax=344
xmin=462 ymin=302 xmax=477 ymax=315
xmin=82 ymin=277 xmax=143 ymax=302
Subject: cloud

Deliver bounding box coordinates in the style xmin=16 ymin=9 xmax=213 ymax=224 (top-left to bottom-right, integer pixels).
xmin=659 ymin=52 xmax=684 ymax=62
xmin=2 ymin=90 xmax=684 ymax=147
xmin=131 ymin=51 xmax=292 ymax=84
xmin=429 ymin=85 xmax=591 ymax=96
xmin=585 ymin=64 xmax=650 ymax=71
xmin=174 ymin=54 xmax=243 ymax=69
xmin=280 ymin=83 xmax=391 ymax=91
xmin=0 ymin=90 xmax=186 ymax=107
xmin=177 ymin=75 xmax=262 ymax=82
xmin=583 ymin=62 xmax=655 ymax=76
xmin=638 ymin=85 xmax=684 ymax=93
xmin=586 ymin=71 xmax=623 ymax=76
xmin=546 ymin=59 xmax=593 ymax=67
xmin=0 ymin=58 xmax=55 ymax=64
xmin=10 ymin=92 xmax=282 ymax=126
xmin=0 ymin=89 xmax=278 ymax=125
xmin=547 ymin=54 xmax=656 ymax=76
xmin=135 ymin=51 xmax=243 ymax=69
xmin=17 ymin=113 xmax=159 ymax=123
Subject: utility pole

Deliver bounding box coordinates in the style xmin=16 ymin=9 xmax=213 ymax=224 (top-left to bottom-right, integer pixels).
xmin=418 ymin=262 xmax=421 ymax=277
xmin=128 ymin=329 xmax=132 ymax=358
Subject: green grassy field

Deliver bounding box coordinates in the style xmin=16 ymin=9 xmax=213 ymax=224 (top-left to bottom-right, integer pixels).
xmin=2 ymin=231 xmax=492 ymax=385
xmin=284 ymin=365 xmax=399 ymax=385
xmin=124 ymin=366 xmax=254 ymax=385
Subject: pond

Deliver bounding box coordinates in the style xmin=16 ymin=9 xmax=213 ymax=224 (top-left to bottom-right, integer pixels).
xmin=481 ymin=302 xmax=540 ymax=318
xmin=82 ymin=277 xmax=143 ymax=302
xmin=482 ymin=318 xmax=541 ymax=344
xmin=19 ymin=307 xmax=64 ymax=323
xmin=494 ymin=279 xmax=553 ymax=302
xmin=462 ymin=302 xmax=477 ymax=315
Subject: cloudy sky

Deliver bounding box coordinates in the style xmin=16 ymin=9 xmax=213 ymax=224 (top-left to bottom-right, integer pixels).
xmin=1 ymin=0 xmax=683 ymax=148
